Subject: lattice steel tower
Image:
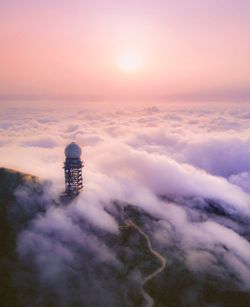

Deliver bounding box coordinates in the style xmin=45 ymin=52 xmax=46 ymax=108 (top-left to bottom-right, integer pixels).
xmin=64 ymin=142 xmax=83 ymax=196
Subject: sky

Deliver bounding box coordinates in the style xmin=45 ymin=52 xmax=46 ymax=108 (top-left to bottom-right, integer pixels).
xmin=0 ymin=0 xmax=250 ymax=103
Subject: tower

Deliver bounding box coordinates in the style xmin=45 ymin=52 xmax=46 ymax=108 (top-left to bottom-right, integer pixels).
xmin=64 ymin=142 xmax=83 ymax=196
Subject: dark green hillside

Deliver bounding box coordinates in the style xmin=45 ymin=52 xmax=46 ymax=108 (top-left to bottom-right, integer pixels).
xmin=0 ymin=168 xmax=41 ymax=307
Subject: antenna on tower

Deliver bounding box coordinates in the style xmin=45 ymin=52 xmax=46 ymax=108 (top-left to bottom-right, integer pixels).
xmin=63 ymin=142 xmax=83 ymax=197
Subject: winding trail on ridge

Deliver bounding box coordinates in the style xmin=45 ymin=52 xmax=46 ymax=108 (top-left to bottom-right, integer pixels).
xmin=124 ymin=219 xmax=167 ymax=307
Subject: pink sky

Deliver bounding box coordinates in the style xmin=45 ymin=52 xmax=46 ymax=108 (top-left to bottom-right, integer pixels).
xmin=0 ymin=0 xmax=250 ymax=102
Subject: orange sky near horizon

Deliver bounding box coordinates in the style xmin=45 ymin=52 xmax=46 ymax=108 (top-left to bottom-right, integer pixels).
xmin=0 ymin=0 xmax=250 ymax=102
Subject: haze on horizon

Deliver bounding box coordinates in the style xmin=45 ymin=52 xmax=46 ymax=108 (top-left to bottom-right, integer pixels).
xmin=0 ymin=0 xmax=250 ymax=104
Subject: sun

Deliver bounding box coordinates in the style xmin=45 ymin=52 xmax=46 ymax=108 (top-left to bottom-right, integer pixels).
xmin=116 ymin=51 xmax=143 ymax=73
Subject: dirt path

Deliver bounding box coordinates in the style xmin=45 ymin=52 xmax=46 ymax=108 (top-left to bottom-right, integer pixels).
xmin=124 ymin=219 xmax=166 ymax=307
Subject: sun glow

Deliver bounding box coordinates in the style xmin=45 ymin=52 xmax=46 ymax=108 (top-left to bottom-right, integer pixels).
xmin=116 ymin=51 xmax=143 ymax=73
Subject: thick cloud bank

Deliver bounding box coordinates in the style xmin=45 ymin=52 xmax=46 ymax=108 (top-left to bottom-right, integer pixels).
xmin=1 ymin=103 xmax=250 ymax=306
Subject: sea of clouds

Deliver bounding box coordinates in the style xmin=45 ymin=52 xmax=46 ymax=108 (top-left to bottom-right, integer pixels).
xmin=1 ymin=102 xmax=250 ymax=306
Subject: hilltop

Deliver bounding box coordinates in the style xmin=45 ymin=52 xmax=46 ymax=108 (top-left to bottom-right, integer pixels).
xmin=0 ymin=168 xmax=49 ymax=307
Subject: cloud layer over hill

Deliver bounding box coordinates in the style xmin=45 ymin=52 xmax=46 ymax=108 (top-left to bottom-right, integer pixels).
xmin=1 ymin=103 xmax=250 ymax=306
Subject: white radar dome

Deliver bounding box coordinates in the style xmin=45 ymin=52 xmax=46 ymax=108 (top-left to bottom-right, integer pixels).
xmin=65 ymin=142 xmax=82 ymax=159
